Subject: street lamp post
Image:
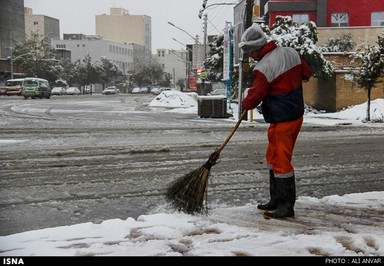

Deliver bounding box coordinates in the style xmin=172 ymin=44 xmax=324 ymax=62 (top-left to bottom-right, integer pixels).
xmin=168 ymin=22 xmax=209 ymax=91
xmin=176 ymin=58 xmax=192 ymax=92
xmin=172 ymin=38 xmax=194 ymax=90
xmin=198 ymin=2 xmax=238 ymax=19
xmin=7 ymin=48 xmax=32 ymax=79
xmin=168 ymin=23 xmax=203 ymax=91
xmin=198 ymin=1 xmax=238 ymax=65
xmin=172 ymin=38 xmax=193 ymax=53
xmin=172 ymin=49 xmax=191 ymax=92
xmin=6 ymin=47 xmax=14 ymax=79
xmin=168 ymin=22 xmax=200 ymax=44
xmin=10 ymin=56 xmax=14 ymax=80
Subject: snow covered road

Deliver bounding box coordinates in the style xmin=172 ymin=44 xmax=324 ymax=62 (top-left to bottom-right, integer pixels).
xmin=1 ymin=94 xmax=383 ymax=237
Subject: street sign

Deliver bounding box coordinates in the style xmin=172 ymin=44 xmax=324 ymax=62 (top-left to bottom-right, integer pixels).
xmin=223 ymin=25 xmax=230 ymax=80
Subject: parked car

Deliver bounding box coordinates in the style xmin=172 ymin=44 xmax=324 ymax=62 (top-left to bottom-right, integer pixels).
xmin=131 ymin=87 xmax=149 ymax=94
xmin=102 ymin=86 xmax=119 ymax=95
xmin=209 ymin=88 xmax=226 ymax=96
xmin=150 ymin=87 xmax=171 ymax=95
xmin=22 ymin=77 xmax=51 ymax=99
xmin=5 ymin=78 xmax=24 ymax=96
xmin=66 ymin=87 xmax=81 ymax=95
xmin=51 ymin=87 xmax=66 ymax=96
xmin=0 ymin=81 xmax=7 ymax=96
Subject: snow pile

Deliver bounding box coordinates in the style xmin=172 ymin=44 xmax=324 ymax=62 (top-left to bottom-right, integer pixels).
xmin=335 ymin=99 xmax=384 ymax=122
xmin=1 ymin=192 xmax=383 ymax=256
xmin=305 ymin=98 xmax=384 ymax=125
xmin=149 ymin=90 xmax=197 ymax=109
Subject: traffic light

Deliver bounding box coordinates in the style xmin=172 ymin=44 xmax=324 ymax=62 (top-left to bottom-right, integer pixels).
xmin=202 ymin=0 xmax=208 ymax=9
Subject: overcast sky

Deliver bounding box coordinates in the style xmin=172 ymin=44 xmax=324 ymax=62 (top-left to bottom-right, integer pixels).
xmin=24 ymin=0 xmax=237 ymax=53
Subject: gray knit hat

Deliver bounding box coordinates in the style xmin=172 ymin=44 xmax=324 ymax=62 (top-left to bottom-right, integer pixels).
xmin=239 ymin=23 xmax=267 ymax=53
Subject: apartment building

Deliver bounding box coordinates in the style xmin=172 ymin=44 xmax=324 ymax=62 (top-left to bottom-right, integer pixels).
xmin=0 ymin=0 xmax=25 ymax=81
xmin=264 ymin=0 xmax=384 ymax=27
xmin=96 ymin=8 xmax=152 ymax=64
xmin=51 ymin=34 xmax=134 ymax=75
xmin=155 ymin=49 xmax=190 ymax=89
xmin=0 ymin=0 xmax=25 ymax=59
xmin=24 ymin=7 xmax=60 ymax=42
xmin=248 ymin=0 xmax=384 ymax=45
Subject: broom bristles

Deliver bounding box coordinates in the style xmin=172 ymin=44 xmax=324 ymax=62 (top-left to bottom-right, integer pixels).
xmin=165 ymin=112 xmax=246 ymax=214
xmin=165 ymin=149 xmax=220 ymax=214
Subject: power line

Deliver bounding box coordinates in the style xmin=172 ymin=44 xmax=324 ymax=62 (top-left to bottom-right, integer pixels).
xmin=199 ymin=0 xmax=236 ymax=38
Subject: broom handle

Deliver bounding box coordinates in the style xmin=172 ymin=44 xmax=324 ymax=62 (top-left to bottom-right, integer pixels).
xmin=217 ymin=110 xmax=248 ymax=153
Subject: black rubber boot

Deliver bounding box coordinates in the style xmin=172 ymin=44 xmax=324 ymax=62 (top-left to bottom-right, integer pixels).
xmin=263 ymin=176 xmax=296 ymax=219
xmin=257 ymin=170 xmax=278 ymax=211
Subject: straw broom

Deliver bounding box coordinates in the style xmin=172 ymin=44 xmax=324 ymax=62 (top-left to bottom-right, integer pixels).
xmin=165 ymin=110 xmax=247 ymax=214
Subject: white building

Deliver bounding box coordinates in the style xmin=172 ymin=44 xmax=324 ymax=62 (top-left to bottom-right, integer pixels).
xmin=51 ymin=34 xmax=135 ymax=75
xmin=155 ymin=49 xmax=190 ymax=90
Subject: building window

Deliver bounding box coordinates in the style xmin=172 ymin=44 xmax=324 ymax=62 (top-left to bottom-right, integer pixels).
xmin=292 ymin=14 xmax=309 ymax=24
xmin=331 ymin=13 xmax=349 ymax=27
xmin=157 ymin=50 xmax=165 ymax=57
xmin=371 ymin=12 xmax=384 ymax=26
xmin=33 ymin=21 xmax=38 ymax=25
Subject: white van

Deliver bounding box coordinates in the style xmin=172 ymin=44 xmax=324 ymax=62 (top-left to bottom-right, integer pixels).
xmin=5 ymin=78 xmax=24 ymax=96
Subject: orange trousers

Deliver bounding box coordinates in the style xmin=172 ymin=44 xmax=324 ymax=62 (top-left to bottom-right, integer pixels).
xmin=266 ymin=117 xmax=303 ymax=178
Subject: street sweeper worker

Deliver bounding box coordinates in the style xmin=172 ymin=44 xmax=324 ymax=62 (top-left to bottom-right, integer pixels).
xmin=239 ymin=23 xmax=312 ymax=220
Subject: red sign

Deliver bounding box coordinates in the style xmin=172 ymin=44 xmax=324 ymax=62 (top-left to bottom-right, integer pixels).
xmin=188 ymin=76 xmax=198 ymax=92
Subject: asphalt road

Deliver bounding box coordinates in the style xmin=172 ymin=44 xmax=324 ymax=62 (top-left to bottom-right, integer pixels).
xmin=1 ymin=94 xmax=383 ymax=235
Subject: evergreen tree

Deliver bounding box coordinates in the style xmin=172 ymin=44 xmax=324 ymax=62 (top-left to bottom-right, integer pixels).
xmin=267 ymin=16 xmax=334 ymax=79
xmin=97 ymin=56 xmax=122 ymax=87
xmin=130 ymin=59 xmax=165 ymax=88
xmin=205 ymin=34 xmax=224 ymax=82
xmin=13 ymin=34 xmax=61 ymax=83
xmin=76 ymin=55 xmax=99 ymax=87
xmin=351 ymin=34 xmax=384 ymax=121
xmin=320 ymin=33 xmax=356 ymax=52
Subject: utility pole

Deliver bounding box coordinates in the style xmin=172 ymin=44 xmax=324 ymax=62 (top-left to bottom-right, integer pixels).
xmin=245 ymin=0 xmax=253 ymax=29
xmin=223 ymin=21 xmax=233 ymax=111
xmin=10 ymin=49 xmax=14 ymax=79
xmin=237 ymin=0 xmax=254 ymax=120
xmin=203 ymin=13 xmax=208 ymax=66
